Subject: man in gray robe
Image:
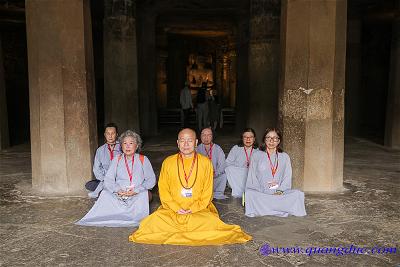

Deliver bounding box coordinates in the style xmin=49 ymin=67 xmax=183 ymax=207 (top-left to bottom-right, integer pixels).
xmin=196 ymin=82 xmax=209 ymax=132
xmin=196 ymin=127 xmax=228 ymax=199
xmin=85 ymin=123 xmax=121 ymax=198
xmin=180 ymin=81 xmax=193 ymax=128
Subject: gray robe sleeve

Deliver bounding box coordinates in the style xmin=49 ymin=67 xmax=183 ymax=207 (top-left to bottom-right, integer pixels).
xmin=103 ymin=157 xmax=119 ymax=193
xmin=133 ymin=156 xmax=156 ymax=193
xmin=246 ymin=151 xmax=276 ymax=195
xmin=225 ymin=145 xmax=238 ymax=168
xmin=246 ymin=152 xmax=263 ymax=191
xmin=278 ymin=153 xmax=292 ymax=191
xmin=92 ymin=147 xmax=105 ymax=181
xmin=214 ymin=145 xmax=226 ymax=177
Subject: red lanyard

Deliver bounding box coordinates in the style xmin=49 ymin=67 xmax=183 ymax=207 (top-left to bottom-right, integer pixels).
xmin=124 ymin=154 xmax=135 ymax=184
xmin=107 ymin=144 xmax=115 ymax=160
xmin=266 ymin=151 xmax=279 ymax=177
xmin=205 ymin=143 xmax=213 ymax=160
xmin=178 ymin=152 xmax=197 ymax=185
xmin=244 ymin=147 xmax=253 ymax=168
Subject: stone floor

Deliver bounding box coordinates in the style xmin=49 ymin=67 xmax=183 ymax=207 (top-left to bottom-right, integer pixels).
xmin=0 ymin=129 xmax=399 ymax=266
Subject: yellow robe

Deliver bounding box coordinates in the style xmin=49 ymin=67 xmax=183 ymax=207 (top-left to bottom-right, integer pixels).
xmin=129 ymin=153 xmax=252 ymax=246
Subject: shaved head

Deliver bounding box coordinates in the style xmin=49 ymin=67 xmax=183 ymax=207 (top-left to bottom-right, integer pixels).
xmin=178 ymin=128 xmax=196 ymax=139
xmin=177 ymin=128 xmax=198 ymax=157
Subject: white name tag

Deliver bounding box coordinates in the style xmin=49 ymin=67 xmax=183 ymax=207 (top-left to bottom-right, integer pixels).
xmin=181 ymin=188 xmax=193 ymax=198
xmin=126 ymin=185 xmax=134 ymax=191
xmin=268 ymin=183 xmax=279 ymax=190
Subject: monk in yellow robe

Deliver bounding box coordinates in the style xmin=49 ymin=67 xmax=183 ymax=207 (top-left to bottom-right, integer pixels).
xmin=129 ymin=128 xmax=252 ymax=246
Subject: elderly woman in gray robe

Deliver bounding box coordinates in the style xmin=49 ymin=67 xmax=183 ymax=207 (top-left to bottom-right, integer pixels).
xmin=245 ymin=128 xmax=306 ymax=217
xmin=76 ymin=130 xmax=156 ymax=227
xmin=225 ymin=128 xmax=258 ymax=198
xmin=196 ymin=127 xmax=228 ymax=199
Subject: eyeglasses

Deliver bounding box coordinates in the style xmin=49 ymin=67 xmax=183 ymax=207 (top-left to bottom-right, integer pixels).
xmin=266 ymin=136 xmax=280 ymax=142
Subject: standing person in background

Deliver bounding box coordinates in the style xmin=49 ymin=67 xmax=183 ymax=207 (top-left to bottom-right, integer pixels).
xmin=180 ymin=81 xmax=193 ymax=128
xmin=196 ymin=82 xmax=209 ymax=132
xmin=208 ymin=89 xmax=220 ymax=131
xmin=85 ymin=123 xmax=120 ymax=198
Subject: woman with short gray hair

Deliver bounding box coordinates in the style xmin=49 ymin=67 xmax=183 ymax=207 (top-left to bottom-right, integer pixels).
xmin=119 ymin=130 xmax=143 ymax=153
xmin=76 ymin=130 xmax=156 ymax=227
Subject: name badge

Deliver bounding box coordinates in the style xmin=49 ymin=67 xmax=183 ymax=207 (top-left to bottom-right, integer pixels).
xmin=181 ymin=188 xmax=193 ymax=198
xmin=268 ymin=183 xmax=279 ymax=190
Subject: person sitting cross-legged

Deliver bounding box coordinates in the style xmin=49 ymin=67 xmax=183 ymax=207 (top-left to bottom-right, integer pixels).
xmin=245 ymin=128 xmax=306 ymax=218
xmin=129 ymin=128 xmax=252 ymax=245
xmin=196 ymin=127 xmax=228 ymax=199
xmin=76 ymin=130 xmax=156 ymax=227
xmin=86 ymin=123 xmax=121 ymax=198
xmin=225 ymin=128 xmax=258 ymax=198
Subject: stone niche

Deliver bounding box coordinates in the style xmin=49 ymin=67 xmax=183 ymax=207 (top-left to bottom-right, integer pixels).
xmin=187 ymin=53 xmax=214 ymax=89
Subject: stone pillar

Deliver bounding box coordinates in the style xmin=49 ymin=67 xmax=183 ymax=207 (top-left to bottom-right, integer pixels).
xmin=229 ymin=51 xmax=237 ymax=108
xmin=137 ymin=9 xmax=158 ymax=136
xmin=345 ymin=18 xmax=362 ymax=136
xmin=385 ymin=9 xmax=400 ymax=148
xmin=279 ymin=0 xmax=346 ymax=191
xmin=0 ymin=35 xmax=9 ymax=150
xmin=248 ymin=0 xmax=280 ymax=137
xmin=215 ymin=50 xmax=224 ymax=101
xmin=222 ymin=54 xmax=231 ymax=107
xmin=167 ymin=36 xmax=186 ymax=108
xmin=235 ymin=19 xmax=250 ymax=131
xmin=157 ymin=51 xmax=168 ymax=108
xmin=26 ymin=0 xmax=97 ymax=195
xmin=104 ymin=0 xmax=140 ymax=133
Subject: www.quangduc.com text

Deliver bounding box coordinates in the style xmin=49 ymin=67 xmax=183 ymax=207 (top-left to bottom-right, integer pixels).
xmin=260 ymin=244 xmax=397 ymax=256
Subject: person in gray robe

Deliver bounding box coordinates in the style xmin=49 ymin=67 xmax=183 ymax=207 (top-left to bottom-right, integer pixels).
xmin=85 ymin=123 xmax=121 ymax=198
xmin=245 ymin=128 xmax=306 ymax=217
xmin=76 ymin=130 xmax=156 ymax=227
xmin=196 ymin=82 xmax=209 ymax=132
xmin=208 ymin=89 xmax=220 ymax=131
xmin=225 ymin=128 xmax=258 ymax=198
xmin=196 ymin=127 xmax=228 ymax=199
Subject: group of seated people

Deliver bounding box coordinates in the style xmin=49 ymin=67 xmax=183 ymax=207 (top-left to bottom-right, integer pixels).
xmin=76 ymin=123 xmax=306 ymax=246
